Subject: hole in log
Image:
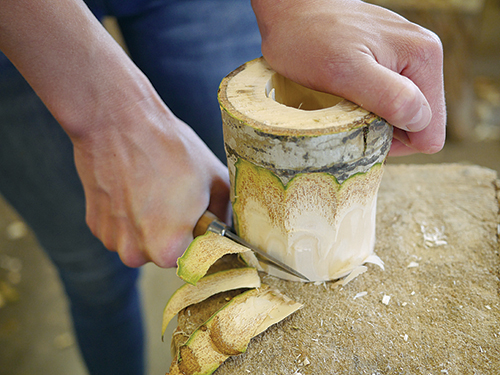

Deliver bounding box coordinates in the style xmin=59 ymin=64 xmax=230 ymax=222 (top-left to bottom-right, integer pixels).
xmin=265 ymin=73 xmax=343 ymax=110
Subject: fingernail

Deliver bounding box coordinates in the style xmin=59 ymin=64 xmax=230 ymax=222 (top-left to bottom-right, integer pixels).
xmin=406 ymin=104 xmax=432 ymax=132
xmin=392 ymin=128 xmax=412 ymax=148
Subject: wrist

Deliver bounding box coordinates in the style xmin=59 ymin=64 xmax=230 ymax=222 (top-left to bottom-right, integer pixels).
xmin=56 ymin=52 xmax=163 ymax=142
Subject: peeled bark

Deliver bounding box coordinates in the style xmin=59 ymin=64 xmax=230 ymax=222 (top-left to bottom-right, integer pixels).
xmin=167 ymin=285 xmax=302 ymax=375
xmin=161 ymin=267 xmax=261 ymax=338
xmin=167 ymin=234 xmax=303 ymax=374
xmin=218 ymin=57 xmax=392 ymax=282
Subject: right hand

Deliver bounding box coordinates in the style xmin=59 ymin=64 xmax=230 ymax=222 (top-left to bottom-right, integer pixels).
xmin=0 ymin=0 xmax=231 ymax=268
xmin=71 ymin=98 xmax=231 ymax=268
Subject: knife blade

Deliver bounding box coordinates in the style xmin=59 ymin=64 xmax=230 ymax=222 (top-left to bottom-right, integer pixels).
xmin=193 ymin=210 xmax=309 ymax=281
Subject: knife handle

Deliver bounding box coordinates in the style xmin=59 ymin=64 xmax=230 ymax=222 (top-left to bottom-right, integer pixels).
xmin=193 ymin=210 xmax=220 ymax=238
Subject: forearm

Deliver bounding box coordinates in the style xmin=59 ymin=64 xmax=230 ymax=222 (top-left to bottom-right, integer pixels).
xmin=0 ymin=0 xmax=231 ymax=269
xmin=0 ymin=0 xmax=162 ymax=140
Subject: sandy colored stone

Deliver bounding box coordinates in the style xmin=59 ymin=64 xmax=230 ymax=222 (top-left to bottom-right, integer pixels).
xmin=172 ymin=164 xmax=499 ymax=375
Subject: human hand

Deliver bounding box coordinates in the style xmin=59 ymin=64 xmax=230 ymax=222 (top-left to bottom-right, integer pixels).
xmin=71 ymin=99 xmax=231 ymax=268
xmin=0 ymin=0 xmax=231 ymax=268
xmin=252 ymin=0 xmax=446 ymax=156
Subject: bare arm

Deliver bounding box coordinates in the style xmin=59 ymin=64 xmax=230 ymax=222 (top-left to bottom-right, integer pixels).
xmin=251 ymin=0 xmax=446 ymax=156
xmin=0 ymin=0 xmax=230 ymax=267
xmin=0 ymin=0 xmax=446 ymax=268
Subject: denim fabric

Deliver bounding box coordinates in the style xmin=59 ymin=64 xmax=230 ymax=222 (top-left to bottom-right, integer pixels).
xmin=0 ymin=50 xmax=145 ymax=375
xmin=0 ymin=0 xmax=261 ymax=374
xmin=115 ymin=0 xmax=262 ymax=161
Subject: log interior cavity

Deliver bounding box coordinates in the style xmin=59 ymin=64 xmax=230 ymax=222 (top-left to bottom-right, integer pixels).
xmin=265 ymin=73 xmax=343 ymax=110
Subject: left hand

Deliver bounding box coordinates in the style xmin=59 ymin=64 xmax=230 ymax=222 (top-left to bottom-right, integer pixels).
xmin=252 ymin=0 xmax=446 ymax=156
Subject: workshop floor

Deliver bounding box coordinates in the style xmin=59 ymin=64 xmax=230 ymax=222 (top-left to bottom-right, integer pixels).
xmin=1 ymin=3 xmax=499 ymax=375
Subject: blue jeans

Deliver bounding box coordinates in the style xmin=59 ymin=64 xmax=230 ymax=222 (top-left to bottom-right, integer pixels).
xmin=0 ymin=1 xmax=261 ymax=374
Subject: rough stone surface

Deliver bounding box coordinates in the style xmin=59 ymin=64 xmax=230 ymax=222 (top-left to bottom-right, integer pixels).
xmin=172 ymin=164 xmax=500 ymax=375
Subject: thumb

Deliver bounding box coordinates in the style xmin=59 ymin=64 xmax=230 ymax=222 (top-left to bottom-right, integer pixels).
xmin=327 ymin=56 xmax=446 ymax=155
xmin=334 ymin=58 xmax=432 ymax=133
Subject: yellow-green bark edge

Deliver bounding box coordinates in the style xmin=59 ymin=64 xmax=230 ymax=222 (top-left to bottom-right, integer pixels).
xmin=176 ymin=232 xmax=249 ymax=285
xmin=232 ymin=158 xmax=384 ymax=236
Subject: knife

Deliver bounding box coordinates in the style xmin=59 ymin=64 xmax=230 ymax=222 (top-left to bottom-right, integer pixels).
xmin=194 ymin=210 xmax=310 ymax=281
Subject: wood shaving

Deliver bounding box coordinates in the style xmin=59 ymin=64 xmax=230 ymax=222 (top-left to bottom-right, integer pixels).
xmin=342 ymin=266 xmax=367 ymax=286
xmin=354 ymin=292 xmax=368 ymax=300
xmin=420 ymin=223 xmax=447 ymax=247
xmin=6 ymin=221 xmax=28 ymax=240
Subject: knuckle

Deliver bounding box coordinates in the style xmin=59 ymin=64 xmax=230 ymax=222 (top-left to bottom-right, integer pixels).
xmin=86 ymin=215 xmax=114 ymax=251
xmin=152 ymin=240 xmax=188 ymax=268
xmin=117 ymin=237 xmax=147 ymax=267
xmin=119 ymin=252 xmax=146 ymax=268
xmin=410 ymin=28 xmax=443 ymax=65
xmin=425 ymin=29 xmax=443 ymax=52
xmin=150 ymin=231 xmax=192 ymax=268
xmin=425 ymin=136 xmax=446 ymax=154
xmin=101 ymin=232 xmax=116 ymax=252
xmin=114 ymin=225 xmax=148 ymax=267
xmin=151 ymin=253 xmax=175 ymax=269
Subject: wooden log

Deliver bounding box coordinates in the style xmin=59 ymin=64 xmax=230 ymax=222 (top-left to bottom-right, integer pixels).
xmin=217 ymin=57 xmax=392 ymax=282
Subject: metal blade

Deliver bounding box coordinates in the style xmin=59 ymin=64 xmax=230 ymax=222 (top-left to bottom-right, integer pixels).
xmin=206 ymin=219 xmax=309 ymax=281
